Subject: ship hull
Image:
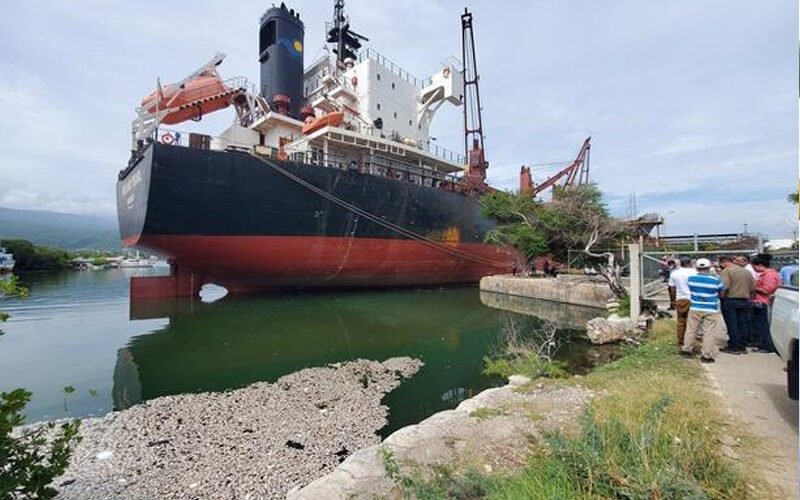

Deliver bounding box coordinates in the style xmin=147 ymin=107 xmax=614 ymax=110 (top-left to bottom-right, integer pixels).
xmin=117 ymin=143 xmax=516 ymax=296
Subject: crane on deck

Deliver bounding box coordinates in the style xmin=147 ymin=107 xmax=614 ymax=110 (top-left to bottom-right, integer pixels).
xmin=520 ymin=136 xmax=591 ymax=197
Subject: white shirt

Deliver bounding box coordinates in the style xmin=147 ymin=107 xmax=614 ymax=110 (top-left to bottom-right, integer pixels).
xmin=668 ymin=267 xmax=697 ymax=300
xmin=744 ymin=263 xmax=757 ymax=280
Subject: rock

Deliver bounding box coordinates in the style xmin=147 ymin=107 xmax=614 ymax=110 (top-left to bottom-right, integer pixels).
xmin=586 ymin=315 xmax=635 ymax=344
xmin=95 ymin=451 xmax=113 ymax=460
xmin=508 ymin=375 xmax=531 ymax=387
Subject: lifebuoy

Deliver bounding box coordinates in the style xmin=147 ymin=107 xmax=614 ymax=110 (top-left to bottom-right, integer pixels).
xmin=351 ymin=76 xmax=358 ymax=87
xmin=442 ymin=67 xmax=451 ymax=78
xmin=161 ymin=132 xmax=174 ymax=145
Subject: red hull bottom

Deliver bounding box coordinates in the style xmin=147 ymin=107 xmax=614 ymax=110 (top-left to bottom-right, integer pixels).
xmin=127 ymin=234 xmax=518 ymax=299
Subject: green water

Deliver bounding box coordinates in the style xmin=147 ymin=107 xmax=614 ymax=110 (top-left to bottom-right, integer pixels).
xmin=0 ymin=270 xmax=606 ymax=435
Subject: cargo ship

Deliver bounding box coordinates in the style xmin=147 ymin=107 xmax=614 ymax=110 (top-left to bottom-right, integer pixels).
xmin=118 ymin=1 xmax=520 ymax=299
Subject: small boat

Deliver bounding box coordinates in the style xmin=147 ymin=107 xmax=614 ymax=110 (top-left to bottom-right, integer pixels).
xmin=0 ymin=247 xmax=15 ymax=273
xmin=119 ymin=258 xmax=156 ymax=269
xmin=141 ymin=74 xmax=236 ymax=125
xmin=302 ymin=111 xmax=344 ymax=135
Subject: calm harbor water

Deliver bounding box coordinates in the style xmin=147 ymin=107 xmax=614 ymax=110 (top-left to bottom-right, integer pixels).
xmin=0 ymin=270 xmax=607 ymax=435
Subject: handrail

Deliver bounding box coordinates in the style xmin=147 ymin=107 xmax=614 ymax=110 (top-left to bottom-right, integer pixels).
xmin=357 ymin=48 xmax=432 ymax=88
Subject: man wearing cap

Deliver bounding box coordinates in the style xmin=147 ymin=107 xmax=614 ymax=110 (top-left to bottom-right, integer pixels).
xmin=719 ymin=256 xmax=754 ymax=355
xmin=682 ymin=258 xmax=725 ymax=363
xmin=668 ymin=256 xmax=696 ymax=347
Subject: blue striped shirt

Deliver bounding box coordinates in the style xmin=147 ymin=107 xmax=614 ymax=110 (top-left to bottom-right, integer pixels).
xmin=687 ymin=273 xmax=724 ymax=312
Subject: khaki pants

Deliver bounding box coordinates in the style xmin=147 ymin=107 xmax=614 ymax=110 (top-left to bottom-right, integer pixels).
xmin=675 ymin=299 xmax=691 ymax=346
xmin=683 ymin=310 xmax=727 ymax=359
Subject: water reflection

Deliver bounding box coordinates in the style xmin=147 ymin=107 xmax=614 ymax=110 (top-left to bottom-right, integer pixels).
xmin=117 ymin=288 xmax=511 ymax=434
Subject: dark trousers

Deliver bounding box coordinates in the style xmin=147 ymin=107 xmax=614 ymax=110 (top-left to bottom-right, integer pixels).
xmin=721 ymin=298 xmax=751 ymax=350
xmin=752 ymin=304 xmax=775 ymax=352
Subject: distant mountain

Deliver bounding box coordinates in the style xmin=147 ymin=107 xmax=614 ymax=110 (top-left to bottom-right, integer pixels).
xmin=0 ymin=207 xmax=120 ymax=250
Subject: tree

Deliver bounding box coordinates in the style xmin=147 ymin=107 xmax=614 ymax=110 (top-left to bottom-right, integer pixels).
xmin=788 ymin=191 xmax=799 ymax=205
xmin=481 ymin=184 xmax=629 ymax=297
xmin=0 ymin=389 xmax=81 ymax=499
xmin=0 ymin=275 xmax=28 ymax=324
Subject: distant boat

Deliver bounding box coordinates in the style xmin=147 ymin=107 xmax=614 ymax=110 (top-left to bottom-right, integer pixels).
xmin=118 ymin=258 xmax=156 ymax=269
xmin=0 ymin=247 xmax=15 ymax=273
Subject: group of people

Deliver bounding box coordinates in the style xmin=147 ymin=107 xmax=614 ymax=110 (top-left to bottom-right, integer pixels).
xmin=667 ymin=253 xmax=792 ymax=362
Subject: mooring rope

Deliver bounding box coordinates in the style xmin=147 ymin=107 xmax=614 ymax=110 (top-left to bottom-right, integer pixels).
xmin=249 ymin=152 xmax=509 ymax=269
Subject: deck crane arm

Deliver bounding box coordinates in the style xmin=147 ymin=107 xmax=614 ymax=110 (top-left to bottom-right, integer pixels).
xmin=530 ymin=136 xmax=591 ymax=197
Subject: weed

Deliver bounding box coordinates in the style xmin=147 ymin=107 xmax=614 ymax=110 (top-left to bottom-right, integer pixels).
xmin=469 ymin=407 xmax=507 ymax=421
xmin=0 ymin=389 xmax=81 ymax=499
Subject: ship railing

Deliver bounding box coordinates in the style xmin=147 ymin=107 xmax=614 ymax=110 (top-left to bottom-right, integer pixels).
xmin=224 ymin=76 xmax=258 ymax=95
xmin=287 ymin=149 xmax=463 ymax=187
xmin=357 ymin=48 xmax=432 ymax=89
xmin=142 ymin=128 xmax=467 ymax=190
xmin=419 ymin=141 xmax=465 ymax=165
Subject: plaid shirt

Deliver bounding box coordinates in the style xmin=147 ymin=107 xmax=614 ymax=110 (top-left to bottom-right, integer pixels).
xmin=753 ymin=268 xmax=781 ymax=306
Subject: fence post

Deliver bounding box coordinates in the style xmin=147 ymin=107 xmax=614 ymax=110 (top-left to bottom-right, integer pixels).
xmin=629 ymin=243 xmax=641 ymax=321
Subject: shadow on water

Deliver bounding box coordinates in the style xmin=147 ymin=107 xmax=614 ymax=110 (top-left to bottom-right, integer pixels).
xmin=116 ymin=287 xmax=616 ymax=436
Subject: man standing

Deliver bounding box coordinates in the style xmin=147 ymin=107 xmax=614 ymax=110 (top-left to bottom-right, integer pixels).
xmin=682 ymin=258 xmax=725 ymax=363
xmin=668 ymin=256 xmax=696 ymax=347
xmin=719 ymin=256 xmax=754 ymax=355
xmin=735 ymin=255 xmax=758 ymax=280
xmin=780 ymin=259 xmax=799 ymax=286
xmin=751 ymin=257 xmax=781 ymax=353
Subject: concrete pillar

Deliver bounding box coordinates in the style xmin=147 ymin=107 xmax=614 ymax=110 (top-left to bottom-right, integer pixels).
xmin=629 ymin=243 xmax=641 ymax=321
xmin=693 ymin=233 xmax=699 ymax=251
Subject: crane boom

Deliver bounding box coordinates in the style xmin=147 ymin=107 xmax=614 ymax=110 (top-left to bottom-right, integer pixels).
xmin=528 ymin=136 xmax=591 ymax=197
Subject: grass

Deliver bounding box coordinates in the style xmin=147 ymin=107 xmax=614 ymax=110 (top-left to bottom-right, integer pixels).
xmin=382 ymin=320 xmax=756 ymax=499
xmin=469 ymin=407 xmax=508 ymax=421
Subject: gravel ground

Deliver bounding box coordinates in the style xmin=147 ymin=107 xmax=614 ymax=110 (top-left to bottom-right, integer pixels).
xmin=51 ymin=357 xmax=422 ymax=500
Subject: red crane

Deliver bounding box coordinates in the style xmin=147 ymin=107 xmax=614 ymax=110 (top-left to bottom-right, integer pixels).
xmin=520 ymin=136 xmax=591 ymax=197
xmin=461 ymin=9 xmax=487 ymax=188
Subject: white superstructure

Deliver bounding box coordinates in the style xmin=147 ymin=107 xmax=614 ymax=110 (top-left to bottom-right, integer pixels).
xmin=244 ymin=48 xmax=466 ymax=185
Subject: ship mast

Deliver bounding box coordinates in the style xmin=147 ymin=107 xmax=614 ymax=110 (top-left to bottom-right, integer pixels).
xmin=327 ymin=0 xmax=368 ymax=66
xmin=461 ymin=9 xmax=487 ymax=186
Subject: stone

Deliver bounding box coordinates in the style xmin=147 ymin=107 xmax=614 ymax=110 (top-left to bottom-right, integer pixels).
xmin=508 ymin=375 xmax=531 ymax=387
xmin=585 ymin=314 xmax=635 ymax=344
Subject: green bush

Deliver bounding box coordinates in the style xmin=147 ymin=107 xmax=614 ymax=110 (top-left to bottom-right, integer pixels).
xmin=0 ymin=240 xmax=73 ymax=271
xmin=0 ymin=389 xmax=81 ymax=499
xmin=483 ymin=353 xmax=568 ymax=381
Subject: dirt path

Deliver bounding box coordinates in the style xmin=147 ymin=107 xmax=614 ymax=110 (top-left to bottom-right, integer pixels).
xmin=703 ymin=351 xmax=799 ymax=499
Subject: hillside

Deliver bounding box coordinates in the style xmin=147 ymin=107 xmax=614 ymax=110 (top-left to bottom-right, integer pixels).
xmin=0 ymin=207 xmax=120 ymax=250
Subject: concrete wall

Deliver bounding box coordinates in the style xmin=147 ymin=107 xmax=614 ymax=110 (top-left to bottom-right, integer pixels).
xmin=480 ymin=275 xmax=616 ymax=309
xmin=479 ymin=290 xmax=604 ymax=330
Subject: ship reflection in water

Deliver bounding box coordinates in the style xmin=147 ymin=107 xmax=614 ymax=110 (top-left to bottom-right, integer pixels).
xmin=113 ymin=287 xmax=612 ymax=435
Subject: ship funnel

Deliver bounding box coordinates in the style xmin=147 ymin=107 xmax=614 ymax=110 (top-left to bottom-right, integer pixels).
xmin=259 ymin=3 xmax=305 ymax=118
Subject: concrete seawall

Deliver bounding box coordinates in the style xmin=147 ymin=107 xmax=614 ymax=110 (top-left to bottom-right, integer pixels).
xmin=479 ymin=290 xmax=603 ymax=330
xmin=480 ymin=275 xmax=615 ymax=309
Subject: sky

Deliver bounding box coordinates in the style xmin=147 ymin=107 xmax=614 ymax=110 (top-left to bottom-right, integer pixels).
xmin=0 ymin=0 xmax=797 ymax=239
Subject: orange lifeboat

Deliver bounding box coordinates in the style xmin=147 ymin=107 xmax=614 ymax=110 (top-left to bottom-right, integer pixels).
xmin=141 ymin=74 xmax=235 ymax=125
xmin=302 ymin=111 xmax=344 ymax=135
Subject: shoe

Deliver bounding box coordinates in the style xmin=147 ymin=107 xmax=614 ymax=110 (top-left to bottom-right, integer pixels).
xmin=754 ymin=348 xmax=774 ymax=354
xmin=680 ymin=350 xmax=693 ymax=358
xmin=700 ymin=356 xmax=715 ymax=363
xmin=720 ymin=346 xmax=747 ymax=355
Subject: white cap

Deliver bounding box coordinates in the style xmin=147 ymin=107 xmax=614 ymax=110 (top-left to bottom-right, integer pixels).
xmin=696 ymin=258 xmax=712 ymax=269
